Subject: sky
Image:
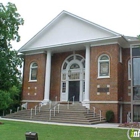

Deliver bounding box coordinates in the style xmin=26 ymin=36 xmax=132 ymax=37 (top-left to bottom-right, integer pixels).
xmin=1 ymin=0 xmax=140 ymax=50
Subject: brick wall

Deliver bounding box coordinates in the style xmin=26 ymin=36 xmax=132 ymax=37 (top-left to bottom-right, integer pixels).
xmin=50 ymin=50 xmax=85 ymax=100
xmin=90 ymin=44 xmax=120 ymax=101
xmin=22 ymin=53 xmax=46 ymax=103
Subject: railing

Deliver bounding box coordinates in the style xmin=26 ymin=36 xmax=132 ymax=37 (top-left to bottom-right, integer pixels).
xmin=21 ymin=102 xmax=28 ymax=110
xmin=127 ymin=112 xmax=131 ymax=123
xmin=49 ymin=102 xmax=60 ymax=120
xmin=30 ymin=108 xmax=33 ymax=119
xmin=17 ymin=107 xmax=20 ymax=112
xmin=92 ymin=106 xmax=102 ymax=122
xmin=67 ymin=96 xmax=75 ymax=109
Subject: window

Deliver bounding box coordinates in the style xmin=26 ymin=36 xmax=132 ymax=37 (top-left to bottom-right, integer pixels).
xmin=29 ymin=62 xmax=38 ymax=81
xmin=98 ymin=54 xmax=110 ymax=78
xmin=128 ymin=59 xmax=131 ymax=80
xmin=70 ymin=63 xmax=80 ymax=69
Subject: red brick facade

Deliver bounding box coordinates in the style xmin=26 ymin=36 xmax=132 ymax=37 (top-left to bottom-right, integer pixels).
xmin=22 ymin=44 xmax=131 ymax=122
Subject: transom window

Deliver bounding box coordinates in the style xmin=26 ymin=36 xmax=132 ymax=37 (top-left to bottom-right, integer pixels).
xmin=70 ymin=63 xmax=80 ymax=69
xmin=29 ymin=62 xmax=38 ymax=81
xmin=98 ymin=54 xmax=110 ymax=78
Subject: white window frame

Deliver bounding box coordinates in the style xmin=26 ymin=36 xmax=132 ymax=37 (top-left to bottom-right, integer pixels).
xmin=29 ymin=62 xmax=38 ymax=82
xmin=98 ymin=54 xmax=110 ymax=78
xmin=128 ymin=59 xmax=131 ymax=80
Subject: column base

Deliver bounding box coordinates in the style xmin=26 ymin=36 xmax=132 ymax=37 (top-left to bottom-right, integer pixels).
xmin=41 ymin=99 xmax=50 ymax=105
xmin=82 ymin=100 xmax=90 ymax=109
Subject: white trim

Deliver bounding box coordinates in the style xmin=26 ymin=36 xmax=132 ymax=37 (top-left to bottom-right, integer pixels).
xmin=19 ymin=11 xmax=120 ymax=53
xmin=21 ymin=100 xmax=42 ymax=103
xmin=60 ymin=54 xmax=85 ymax=101
xmin=43 ymin=50 xmax=51 ymax=102
xmin=19 ymin=36 xmax=122 ymax=53
xmin=84 ymin=45 xmax=90 ymax=101
xmin=82 ymin=101 xmax=131 ymax=104
xmin=29 ymin=62 xmax=38 ymax=81
xmin=98 ymin=54 xmax=110 ymax=78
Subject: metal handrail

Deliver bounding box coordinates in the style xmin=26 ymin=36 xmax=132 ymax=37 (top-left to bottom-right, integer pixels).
xmin=127 ymin=112 xmax=131 ymax=122
xmin=93 ymin=106 xmax=102 ymax=121
xmin=30 ymin=108 xmax=33 ymax=119
xmin=67 ymin=96 xmax=75 ymax=109
xmin=99 ymin=110 xmax=102 ymax=121
xmin=93 ymin=107 xmax=95 ymax=117
xmin=17 ymin=107 xmax=20 ymax=112
xmin=21 ymin=102 xmax=28 ymax=110
xmin=10 ymin=109 xmax=12 ymax=114
xmin=34 ymin=105 xmax=37 ymax=115
xmin=49 ymin=102 xmax=60 ymax=120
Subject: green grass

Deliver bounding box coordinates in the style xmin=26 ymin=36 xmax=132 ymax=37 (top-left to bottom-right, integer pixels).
xmin=0 ymin=120 xmax=137 ymax=140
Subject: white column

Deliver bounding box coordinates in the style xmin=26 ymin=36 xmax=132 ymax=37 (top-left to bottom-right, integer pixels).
xmin=43 ymin=50 xmax=51 ymax=103
xmin=84 ymin=45 xmax=90 ymax=101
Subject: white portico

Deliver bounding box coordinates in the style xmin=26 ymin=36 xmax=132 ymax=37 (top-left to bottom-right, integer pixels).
xmin=19 ymin=10 xmax=119 ymax=106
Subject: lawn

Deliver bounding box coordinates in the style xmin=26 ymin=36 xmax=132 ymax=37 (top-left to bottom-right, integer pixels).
xmin=0 ymin=120 xmax=136 ymax=140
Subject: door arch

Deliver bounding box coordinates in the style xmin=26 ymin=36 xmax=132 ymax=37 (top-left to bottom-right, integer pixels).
xmin=61 ymin=54 xmax=85 ymax=101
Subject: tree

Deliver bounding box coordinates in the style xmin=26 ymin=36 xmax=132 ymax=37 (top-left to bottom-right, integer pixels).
xmin=0 ymin=2 xmax=24 ymax=112
xmin=0 ymin=2 xmax=24 ymax=90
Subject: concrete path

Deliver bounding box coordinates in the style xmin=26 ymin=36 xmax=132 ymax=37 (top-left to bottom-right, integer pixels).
xmin=0 ymin=117 xmax=128 ymax=129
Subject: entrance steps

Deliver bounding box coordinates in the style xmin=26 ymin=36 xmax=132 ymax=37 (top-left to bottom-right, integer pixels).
xmin=2 ymin=102 xmax=106 ymax=125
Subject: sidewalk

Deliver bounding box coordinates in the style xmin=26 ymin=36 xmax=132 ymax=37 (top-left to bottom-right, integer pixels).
xmin=0 ymin=117 xmax=127 ymax=129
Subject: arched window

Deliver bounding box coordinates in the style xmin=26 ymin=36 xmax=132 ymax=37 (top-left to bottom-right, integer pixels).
xmin=98 ymin=54 xmax=110 ymax=78
xmin=128 ymin=59 xmax=131 ymax=80
xmin=29 ymin=62 xmax=38 ymax=81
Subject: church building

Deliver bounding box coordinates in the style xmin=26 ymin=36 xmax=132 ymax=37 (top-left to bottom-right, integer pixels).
xmin=19 ymin=11 xmax=140 ymax=123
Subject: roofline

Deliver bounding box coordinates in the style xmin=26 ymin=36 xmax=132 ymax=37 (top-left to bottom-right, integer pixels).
xmin=19 ymin=10 xmax=121 ymax=52
xmin=19 ymin=35 xmax=121 ymax=53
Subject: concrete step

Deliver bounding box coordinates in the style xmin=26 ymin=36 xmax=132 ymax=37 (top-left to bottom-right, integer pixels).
xmin=2 ymin=102 xmax=106 ymax=125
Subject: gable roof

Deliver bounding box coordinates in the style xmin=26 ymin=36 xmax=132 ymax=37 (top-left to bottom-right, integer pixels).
xmin=19 ymin=10 xmax=121 ymax=53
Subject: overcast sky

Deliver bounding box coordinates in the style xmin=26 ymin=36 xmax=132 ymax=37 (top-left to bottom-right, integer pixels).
xmin=1 ymin=0 xmax=140 ymax=50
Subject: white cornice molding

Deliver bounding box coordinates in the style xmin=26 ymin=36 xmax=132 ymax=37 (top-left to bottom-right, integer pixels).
xmin=21 ymin=100 xmax=42 ymax=103
xmin=82 ymin=101 xmax=131 ymax=104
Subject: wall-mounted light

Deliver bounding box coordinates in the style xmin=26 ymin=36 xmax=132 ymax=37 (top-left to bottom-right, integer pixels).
xmin=68 ymin=69 xmax=71 ymax=77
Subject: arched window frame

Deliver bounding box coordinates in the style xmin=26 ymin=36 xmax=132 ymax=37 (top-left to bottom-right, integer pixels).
xmin=98 ymin=54 xmax=110 ymax=78
xmin=29 ymin=62 xmax=38 ymax=82
xmin=128 ymin=59 xmax=131 ymax=80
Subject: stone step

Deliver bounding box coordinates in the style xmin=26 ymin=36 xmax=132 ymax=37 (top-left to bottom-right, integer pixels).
xmin=2 ymin=103 xmax=106 ymax=125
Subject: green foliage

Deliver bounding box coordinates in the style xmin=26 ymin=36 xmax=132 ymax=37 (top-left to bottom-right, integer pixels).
xmin=0 ymin=2 xmax=24 ymax=44
xmin=0 ymin=2 xmax=24 ymax=90
xmin=106 ymin=110 xmax=114 ymax=122
xmin=0 ymin=2 xmax=24 ymax=112
xmin=0 ymin=90 xmax=12 ymax=110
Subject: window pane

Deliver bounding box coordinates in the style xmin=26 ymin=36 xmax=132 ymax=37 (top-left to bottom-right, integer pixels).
xmin=133 ymin=87 xmax=140 ymax=100
xmin=70 ymin=63 xmax=80 ymax=69
xmin=67 ymin=56 xmax=74 ymax=62
xmin=100 ymin=55 xmax=109 ymax=60
xmin=63 ymin=62 xmax=67 ymax=69
xmin=133 ymin=105 xmax=140 ymax=122
xmin=133 ymin=58 xmax=140 ymax=86
xmin=31 ymin=68 xmax=37 ymax=80
xmin=32 ymin=63 xmax=38 ymax=67
xmin=100 ymin=62 xmax=109 ymax=76
xmin=132 ymin=47 xmax=140 ymax=57
xmin=76 ymin=55 xmax=82 ymax=61
xmin=62 ymin=82 xmax=66 ymax=92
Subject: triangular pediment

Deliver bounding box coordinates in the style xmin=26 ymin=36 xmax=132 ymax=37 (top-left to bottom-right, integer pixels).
xmin=19 ymin=11 xmax=120 ymax=53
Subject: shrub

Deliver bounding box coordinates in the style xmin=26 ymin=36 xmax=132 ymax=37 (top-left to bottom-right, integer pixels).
xmin=106 ymin=110 xmax=114 ymax=122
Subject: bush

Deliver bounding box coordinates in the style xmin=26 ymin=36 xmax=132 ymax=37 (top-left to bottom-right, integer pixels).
xmin=106 ymin=110 xmax=114 ymax=122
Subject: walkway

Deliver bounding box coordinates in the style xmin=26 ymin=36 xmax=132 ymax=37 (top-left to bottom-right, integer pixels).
xmin=0 ymin=117 xmax=128 ymax=129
